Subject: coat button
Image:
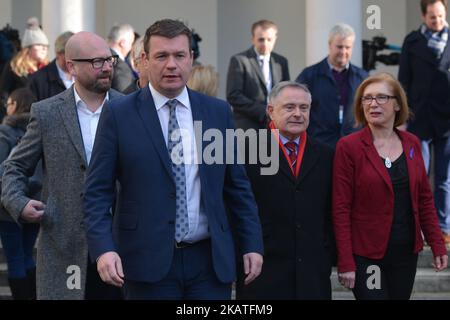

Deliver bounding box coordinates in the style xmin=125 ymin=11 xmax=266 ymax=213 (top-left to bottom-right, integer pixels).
xmin=80 ymin=192 xmax=84 ymax=198
xmin=296 ymin=224 xmax=301 ymax=229
xmin=80 ymin=164 xmax=86 ymax=171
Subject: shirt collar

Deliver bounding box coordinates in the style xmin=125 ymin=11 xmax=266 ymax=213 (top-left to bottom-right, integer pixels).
xmin=327 ymin=57 xmax=350 ymax=72
xmin=73 ymin=87 xmax=109 ymax=115
xmin=254 ymin=47 xmax=271 ymax=62
xmin=279 ymin=133 xmax=300 ymax=146
xmin=148 ymin=82 xmax=190 ymax=112
xmin=56 ymin=62 xmax=72 ymax=82
xmin=111 ymin=48 xmax=125 ymax=61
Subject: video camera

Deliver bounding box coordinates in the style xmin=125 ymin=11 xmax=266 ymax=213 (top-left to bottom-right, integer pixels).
xmin=362 ymin=36 xmax=401 ymax=71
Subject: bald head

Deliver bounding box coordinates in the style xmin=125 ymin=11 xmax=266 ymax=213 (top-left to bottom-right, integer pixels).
xmin=65 ymin=31 xmax=110 ymax=60
xmin=65 ymin=31 xmax=114 ymax=96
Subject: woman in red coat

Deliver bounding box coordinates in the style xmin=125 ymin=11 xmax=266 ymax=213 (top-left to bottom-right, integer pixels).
xmin=333 ymin=72 xmax=448 ymax=299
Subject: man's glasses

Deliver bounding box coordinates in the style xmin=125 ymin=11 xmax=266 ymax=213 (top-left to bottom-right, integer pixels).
xmin=71 ymin=55 xmax=119 ymax=69
xmin=361 ymin=94 xmax=396 ymax=105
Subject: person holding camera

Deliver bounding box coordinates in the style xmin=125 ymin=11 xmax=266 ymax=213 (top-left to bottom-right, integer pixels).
xmin=296 ymin=23 xmax=368 ymax=148
xmin=399 ymin=0 xmax=450 ymax=244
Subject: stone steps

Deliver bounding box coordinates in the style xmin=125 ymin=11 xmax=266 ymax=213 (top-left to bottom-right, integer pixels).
xmin=331 ymin=268 xmax=450 ymax=293
xmin=0 ymin=244 xmax=448 ymax=300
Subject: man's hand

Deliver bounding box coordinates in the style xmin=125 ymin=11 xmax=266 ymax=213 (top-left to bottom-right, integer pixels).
xmin=20 ymin=200 xmax=45 ymax=222
xmin=97 ymin=251 xmax=124 ymax=287
xmin=243 ymin=252 xmax=263 ymax=285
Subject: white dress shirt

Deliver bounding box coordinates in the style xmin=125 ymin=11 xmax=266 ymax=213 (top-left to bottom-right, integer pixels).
xmin=56 ymin=63 xmax=74 ymax=89
xmin=74 ymin=88 xmax=109 ymax=164
xmin=148 ymin=83 xmax=209 ymax=243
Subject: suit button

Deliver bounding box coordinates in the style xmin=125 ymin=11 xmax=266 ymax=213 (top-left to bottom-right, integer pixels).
xmin=298 ymin=258 xmax=302 ymax=263
xmin=80 ymin=222 xmax=84 ymax=227
xmin=296 ymin=224 xmax=301 ymax=229
xmin=80 ymin=164 xmax=86 ymax=171
xmin=168 ymin=220 xmax=174 ymax=225
xmin=80 ymin=192 xmax=84 ymax=198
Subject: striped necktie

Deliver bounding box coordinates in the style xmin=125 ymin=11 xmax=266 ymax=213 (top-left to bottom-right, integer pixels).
xmin=285 ymin=141 xmax=297 ymax=169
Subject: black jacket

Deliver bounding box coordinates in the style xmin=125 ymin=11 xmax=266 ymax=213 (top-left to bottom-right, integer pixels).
xmin=399 ymin=29 xmax=450 ymax=140
xmin=235 ymin=131 xmax=335 ymax=300
xmin=28 ymin=59 xmax=67 ymax=102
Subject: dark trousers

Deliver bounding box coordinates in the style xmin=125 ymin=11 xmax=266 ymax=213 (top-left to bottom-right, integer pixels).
xmin=123 ymin=239 xmax=231 ymax=300
xmin=0 ymin=221 xmax=39 ymax=278
xmin=352 ymin=244 xmax=418 ymax=300
xmin=421 ymin=138 xmax=450 ymax=234
xmin=85 ymin=256 xmax=123 ymax=300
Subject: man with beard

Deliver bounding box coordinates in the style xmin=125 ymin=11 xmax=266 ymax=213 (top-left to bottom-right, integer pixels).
xmin=1 ymin=31 xmax=123 ymax=300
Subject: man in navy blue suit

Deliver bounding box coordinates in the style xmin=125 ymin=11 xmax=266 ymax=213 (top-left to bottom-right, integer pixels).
xmin=83 ymin=19 xmax=264 ymax=300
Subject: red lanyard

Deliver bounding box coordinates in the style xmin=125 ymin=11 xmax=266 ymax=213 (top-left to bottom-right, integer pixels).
xmin=269 ymin=121 xmax=307 ymax=177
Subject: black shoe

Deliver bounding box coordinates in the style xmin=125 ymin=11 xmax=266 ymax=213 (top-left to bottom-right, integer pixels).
xmin=26 ymin=268 xmax=36 ymax=300
xmin=8 ymin=277 xmax=32 ymax=300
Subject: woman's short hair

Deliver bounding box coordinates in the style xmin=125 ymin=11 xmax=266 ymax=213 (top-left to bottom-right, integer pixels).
xmin=8 ymin=88 xmax=36 ymax=114
xmin=187 ymin=65 xmax=219 ymax=97
xmin=353 ymin=72 xmax=411 ymax=128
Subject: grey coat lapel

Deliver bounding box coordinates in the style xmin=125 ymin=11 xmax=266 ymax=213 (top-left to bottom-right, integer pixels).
xmin=57 ymin=88 xmax=87 ymax=164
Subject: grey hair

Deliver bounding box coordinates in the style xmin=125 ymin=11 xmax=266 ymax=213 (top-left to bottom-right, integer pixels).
xmin=107 ymin=24 xmax=134 ymax=43
xmin=55 ymin=31 xmax=74 ymax=54
xmin=328 ymin=23 xmax=355 ymax=42
xmin=268 ymin=81 xmax=312 ymax=105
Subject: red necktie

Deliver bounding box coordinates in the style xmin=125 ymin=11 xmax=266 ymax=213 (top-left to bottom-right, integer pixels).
xmin=285 ymin=141 xmax=297 ymax=169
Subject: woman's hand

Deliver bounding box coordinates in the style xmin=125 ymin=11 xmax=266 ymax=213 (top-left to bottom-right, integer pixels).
xmin=432 ymin=255 xmax=448 ymax=272
xmin=338 ymin=271 xmax=355 ymax=289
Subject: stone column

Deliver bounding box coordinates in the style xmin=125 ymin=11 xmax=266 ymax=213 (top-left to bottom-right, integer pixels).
xmin=41 ymin=0 xmax=96 ymax=58
xmin=306 ymin=0 xmax=363 ymax=67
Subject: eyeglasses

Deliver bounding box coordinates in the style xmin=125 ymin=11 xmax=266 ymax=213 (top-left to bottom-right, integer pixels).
xmin=361 ymin=94 xmax=396 ymax=105
xmin=71 ymin=55 xmax=119 ymax=69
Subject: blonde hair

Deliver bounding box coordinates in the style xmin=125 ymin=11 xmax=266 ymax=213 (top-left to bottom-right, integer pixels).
xmin=10 ymin=47 xmax=48 ymax=77
xmin=187 ymin=65 xmax=219 ymax=97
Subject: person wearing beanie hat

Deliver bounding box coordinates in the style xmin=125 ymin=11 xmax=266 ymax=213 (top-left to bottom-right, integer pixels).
xmin=0 ymin=17 xmax=48 ymax=122
xmin=21 ymin=17 xmax=49 ymax=48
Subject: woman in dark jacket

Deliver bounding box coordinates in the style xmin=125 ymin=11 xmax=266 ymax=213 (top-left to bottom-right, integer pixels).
xmin=0 ymin=88 xmax=40 ymax=300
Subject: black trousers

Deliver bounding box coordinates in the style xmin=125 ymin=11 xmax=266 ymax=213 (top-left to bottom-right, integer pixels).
xmin=85 ymin=257 xmax=123 ymax=300
xmin=352 ymin=243 xmax=418 ymax=300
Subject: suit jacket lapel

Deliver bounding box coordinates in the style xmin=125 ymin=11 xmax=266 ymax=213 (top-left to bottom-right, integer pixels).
xmin=399 ymin=131 xmax=419 ymax=209
xmin=247 ymin=48 xmax=268 ymax=92
xmin=270 ymin=56 xmax=282 ymax=85
xmin=135 ymin=86 xmax=173 ymax=179
xmin=57 ymin=87 xmax=87 ymax=164
xmin=360 ymin=127 xmax=393 ymax=192
xmin=189 ymin=90 xmax=209 ymax=186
